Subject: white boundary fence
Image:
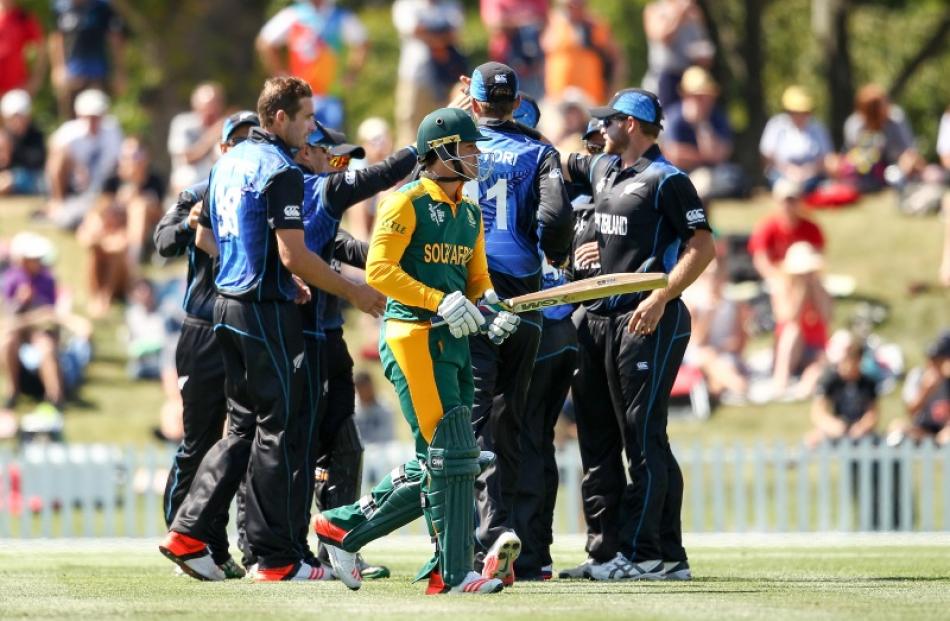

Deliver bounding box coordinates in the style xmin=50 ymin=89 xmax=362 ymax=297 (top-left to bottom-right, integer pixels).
xmin=0 ymin=438 xmax=947 ymax=538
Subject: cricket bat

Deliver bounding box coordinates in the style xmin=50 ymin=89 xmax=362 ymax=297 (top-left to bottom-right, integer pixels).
xmin=431 ymin=272 xmax=668 ymax=326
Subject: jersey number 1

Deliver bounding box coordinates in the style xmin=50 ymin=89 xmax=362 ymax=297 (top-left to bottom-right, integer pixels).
xmin=485 ymin=178 xmax=508 ymax=231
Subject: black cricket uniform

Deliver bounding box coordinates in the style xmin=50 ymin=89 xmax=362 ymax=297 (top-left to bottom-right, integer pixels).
xmin=567 ymin=145 xmax=710 ymax=563
xmin=171 ymin=128 xmax=309 ymax=570
xmin=467 ymin=119 xmax=574 ymax=564
xmin=153 ymin=181 xmax=231 ymax=564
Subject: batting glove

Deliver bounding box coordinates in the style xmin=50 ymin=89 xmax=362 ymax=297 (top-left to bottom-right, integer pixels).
xmin=437 ymin=291 xmax=485 ymax=338
xmin=486 ymin=310 xmax=520 ymax=345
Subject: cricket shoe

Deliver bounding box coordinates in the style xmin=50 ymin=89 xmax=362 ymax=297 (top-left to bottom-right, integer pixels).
xmin=558 ymin=558 xmax=594 ymax=579
xmin=253 ymin=561 xmax=335 ymax=582
xmin=159 ymin=531 xmax=225 ymax=581
xmin=481 ymin=530 xmax=521 ymax=586
xmin=662 ymin=560 xmax=692 ymax=581
xmin=312 ymin=514 xmax=362 ymax=590
xmin=427 ymin=570 xmax=504 ymax=595
xmin=218 ymin=557 xmax=247 ymax=579
xmin=587 ymin=554 xmax=665 ymax=581
xmin=357 ymin=554 xmax=390 ymax=580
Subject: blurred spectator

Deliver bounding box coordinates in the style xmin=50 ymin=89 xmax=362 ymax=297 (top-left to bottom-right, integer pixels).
xmin=683 ymin=247 xmax=751 ymax=403
xmin=0 ymin=90 xmax=45 ymax=196
xmin=541 ymin=0 xmax=622 ymax=106
xmin=167 ymin=82 xmax=226 ymax=196
xmin=805 ymin=335 xmax=879 ymax=448
xmin=49 ymin=0 xmax=128 ymax=118
xmin=392 ymin=0 xmax=466 ymax=148
xmin=256 ymin=0 xmax=368 ymax=129
xmin=102 ymin=136 xmax=166 ymax=263
xmin=480 ymin=0 xmax=548 ymax=99
xmin=833 ymin=83 xmax=924 ymax=193
xmin=0 ymin=0 xmax=47 ymax=96
xmin=642 ymin=0 xmax=714 ymax=107
xmin=347 ymin=117 xmax=395 ymax=242
xmin=550 ymin=88 xmax=591 ymax=154
xmin=45 ymin=88 xmax=123 ymax=229
xmin=748 ymin=179 xmax=825 ymax=283
xmin=941 ymin=107 xmax=950 ymax=284
xmin=772 ymin=241 xmax=831 ymax=398
xmin=663 ymin=66 xmax=747 ymax=201
xmin=76 ymin=137 xmax=164 ymax=315
xmin=1 ymin=233 xmax=64 ymax=413
xmin=759 ymin=86 xmax=834 ymax=193
xmin=889 ymin=331 xmax=950 ymax=446
xmin=353 ymin=370 xmax=395 ymax=444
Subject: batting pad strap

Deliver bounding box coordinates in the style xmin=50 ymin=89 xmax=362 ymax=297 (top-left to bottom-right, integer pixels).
xmin=336 ymin=459 xmax=425 ymax=553
xmin=425 ymin=406 xmax=479 ymax=587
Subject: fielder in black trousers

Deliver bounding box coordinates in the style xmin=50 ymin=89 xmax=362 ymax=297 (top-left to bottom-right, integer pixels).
xmin=562 ymin=88 xmax=714 ymax=580
xmin=511 ymin=303 xmax=577 ymax=580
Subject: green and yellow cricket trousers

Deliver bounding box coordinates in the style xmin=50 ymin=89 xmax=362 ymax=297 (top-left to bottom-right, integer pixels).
xmin=321 ymin=320 xmax=481 ymax=586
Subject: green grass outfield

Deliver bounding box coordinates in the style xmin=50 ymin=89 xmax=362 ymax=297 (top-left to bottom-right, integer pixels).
xmin=1 ymin=535 xmax=949 ymax=620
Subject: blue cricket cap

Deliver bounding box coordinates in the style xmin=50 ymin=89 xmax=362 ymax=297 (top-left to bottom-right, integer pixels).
xmin=307 ymin=118 xmax=366 ymax=158
xmin=513 ymin=92 xmax=540 ymax=128
xmin=470 ymin=62 xmax=519 ymax=103
xmin=221 ymin=110 xmax=259 ymax=142
xmin=589 ymin=88 xmax=664 ymax=128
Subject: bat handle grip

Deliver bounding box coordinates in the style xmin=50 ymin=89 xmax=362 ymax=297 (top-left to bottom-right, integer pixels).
xmin=429 ymin=304 xmax=497 ymax=328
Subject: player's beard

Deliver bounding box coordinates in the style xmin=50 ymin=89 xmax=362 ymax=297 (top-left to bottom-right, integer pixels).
xmin=605 ymin=130 xmax=628 ymax=155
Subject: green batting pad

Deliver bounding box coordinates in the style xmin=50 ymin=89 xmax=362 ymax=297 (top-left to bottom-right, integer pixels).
xmin=322 ymin=460 xmax=425 ymax=553
xmin=424 ymin=406 xmax=480 ymax=587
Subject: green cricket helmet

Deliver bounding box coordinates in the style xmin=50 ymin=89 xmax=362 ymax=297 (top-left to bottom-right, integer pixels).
xmin=416 ymin=108 xmax=488 ymax=160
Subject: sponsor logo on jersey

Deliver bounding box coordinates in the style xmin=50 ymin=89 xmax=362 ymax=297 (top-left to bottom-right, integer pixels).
xmin=622 ymin=181 xmax=646 ymax=195
xmin=428 ymin=204 xmax=445 ymax=225
xmin=685 ymin=208 xmax=706 ymax=225
xmin=596 ymin=176 xmax=609 ymax=194
xmin=467 ymin=209 xmax=477 ymax=227
xmin=637 ymin=361 xmax=649 ymax=371
xmin=293 ymin=352 xmax=305 ymax=371
xmin=284 ymin=205 xmax=301 ymax=219
xmin=594 ymin=213 xmax=628 ymax=236
xmin=177 ymin=375 xmax=189 ymax=390
xmin=381 ymin=218 xmax=407 ymax=235
xmin=344 ymin=170 xmax=356 ymax=185
xmin=548 ymin=167 xmax=563 ymax=179
xmin=423 ymin=243 xmax=473 ymax=265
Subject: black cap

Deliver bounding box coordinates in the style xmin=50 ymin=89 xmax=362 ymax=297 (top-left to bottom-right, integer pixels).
xmin=589 ymin=88 xmax=664 ymax=128
xmin=221 ymin=110 xmax=260 ymax=142
xmin=470 ymin=62 xmax=519 ymax=103
xmin=927 ymin=331 xmax=950 ymax=359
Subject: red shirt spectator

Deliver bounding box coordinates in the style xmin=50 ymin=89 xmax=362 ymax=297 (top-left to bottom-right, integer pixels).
xmin=748 ymin=179 xmax=825 ymax=276
xmin=0 ymin=2 xmax=44 ymax=95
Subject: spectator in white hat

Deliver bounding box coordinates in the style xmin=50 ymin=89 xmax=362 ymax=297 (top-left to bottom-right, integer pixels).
xmin=759 ymin=85 xmax=834 ymax=193
xmin=44 ymin=88 xmax=123 ymax=228
xmin=0 ymin=89 xmax=45 ymax=195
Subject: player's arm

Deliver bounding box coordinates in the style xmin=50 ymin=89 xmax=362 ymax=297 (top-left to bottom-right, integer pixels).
xmin=269 ymin=169 xmax=383 ymax=315
xmin=849 ymin=400 xmax=880 ymax=439
xmin=465 ymin=214 xmax=493 ymax=301
xmin=322 ymin=147 xmax=417 ymax=217
xmin=194 ymin=192 xmax=219 ymax=257
xmin=153 ymin=182 xmax=207 ymax=258
xmin=366 ymin=192 xmax=445 ymax=312
xmin=810 ymin=394 xmax=846 ymax=438
xmin=333 ymin=228 xmax=369 ymax=270
xmin=628 ymin=173 xmax=715 ymax=334
xmin=536 ymin=149 xmax=574 ymax=265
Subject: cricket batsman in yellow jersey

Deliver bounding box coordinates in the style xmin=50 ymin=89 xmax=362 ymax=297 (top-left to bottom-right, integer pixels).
xmin=312 ymin=108 xmax=521 ymax=595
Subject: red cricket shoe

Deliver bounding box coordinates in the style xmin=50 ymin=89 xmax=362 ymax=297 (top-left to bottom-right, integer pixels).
xmin=253 ymin=561 xmax=334 ymax=582
xmin=312 ymin=513 xmax=349 ymax=547
xmin=159 ymin=531 xmax=224 ymax=581
xmin=481 ymin=531 xmax=521 ymax=587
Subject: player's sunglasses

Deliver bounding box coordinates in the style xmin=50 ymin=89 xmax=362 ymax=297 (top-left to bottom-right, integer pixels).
xmin=312 ymin=145 xmax=351 ymax=168
xmin=585 ymin=141 xmax=604 ymax=155
xmin=598 ymin=114 xmax=631 ymax=129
